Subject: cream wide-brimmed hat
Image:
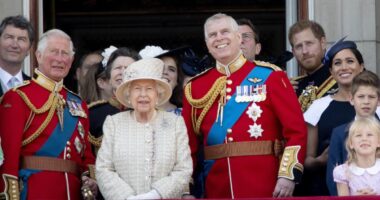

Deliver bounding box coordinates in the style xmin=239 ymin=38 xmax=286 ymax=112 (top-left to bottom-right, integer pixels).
xmin=115 ymin=58 xmax=172 ymax=108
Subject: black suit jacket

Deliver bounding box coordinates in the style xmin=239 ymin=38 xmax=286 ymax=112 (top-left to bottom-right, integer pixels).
xmin=0 ymin=72 xmax=30 ymax=97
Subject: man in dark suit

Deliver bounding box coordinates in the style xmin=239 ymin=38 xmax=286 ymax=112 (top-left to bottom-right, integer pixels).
xmin=0 ymin=15 xmax=34 ymax=96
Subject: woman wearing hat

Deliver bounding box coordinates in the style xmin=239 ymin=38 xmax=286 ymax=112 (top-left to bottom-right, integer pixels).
xmin=85 ymin=46 xmax=140 ymax=155
xmin=95 ymin=58 xmax=192 ymax=199
xmin=139 ymin=45 xmax=191 ymax=115
xmin=300 ymin=38 xmax=364 ymax=196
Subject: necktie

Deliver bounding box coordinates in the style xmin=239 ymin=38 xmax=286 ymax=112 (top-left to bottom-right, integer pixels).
xmin=7 ymin=77 xmax=18 ymax=89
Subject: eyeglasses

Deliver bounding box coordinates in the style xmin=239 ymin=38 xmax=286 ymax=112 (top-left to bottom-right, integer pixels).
xmin=47 ymin=48 xmax=73 ymax=59
xmin=241 ymin=32 xmax=257 ymax=42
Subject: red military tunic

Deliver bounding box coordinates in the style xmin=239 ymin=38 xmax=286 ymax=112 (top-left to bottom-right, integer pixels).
xmin=182 ymin=55 xmax=307 ymax=198
xmin=0 ymin=70 xmax=95 ymax=200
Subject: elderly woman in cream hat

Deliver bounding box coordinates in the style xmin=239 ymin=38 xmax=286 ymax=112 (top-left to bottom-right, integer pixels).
xmin=95 ymin=58 xmax=192 ymax=199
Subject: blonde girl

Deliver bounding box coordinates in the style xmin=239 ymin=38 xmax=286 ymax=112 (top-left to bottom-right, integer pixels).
xmin=333 ymin=117 xmax=380 ymax=196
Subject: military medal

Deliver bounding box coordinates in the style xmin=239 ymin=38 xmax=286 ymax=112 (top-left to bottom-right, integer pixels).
xmin=67 ymin=99 xmax=87 ymax=118
xmin=248 ymin=77 xmax=262 ymax=84
xmin=235 ymin=86 xmax=242 ymax=103
xmin=242 ymin=85 xmax=249 ymax=102
xmin=74 ymin=136 xmax=83 ymax=155
xmin=246 ymin=103 xmax=262 ymax=121
xmin=248 ymin=123 xmax=263 ymax=139
xmin=77 ymin=122 xmax=85 ymax=139
xmin=246 ymin=101 xmax=263 ymax=139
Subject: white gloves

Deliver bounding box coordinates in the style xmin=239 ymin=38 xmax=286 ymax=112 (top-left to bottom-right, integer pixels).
xmin=127 ymin=189 xmax=161 ymax=199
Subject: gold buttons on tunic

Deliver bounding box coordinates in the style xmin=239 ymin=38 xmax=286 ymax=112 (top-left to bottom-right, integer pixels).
xmin=227 ymin=137 xmax=234 ymax=142
xmin=227 ymin=128 xmax=232 ymax=134
xmin=227 ymin=80 xmax=233 ymax=85
xmin=226 ymin=95 xmax=231 ymax=100
xmin=226 ymin=87 xmax=232 ymax=93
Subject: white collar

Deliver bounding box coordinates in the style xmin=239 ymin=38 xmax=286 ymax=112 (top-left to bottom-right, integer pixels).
xmin=348 ymin=159 xmax=380 ymax=175
xmin=0 ymin=67 xmax=23 ymax=90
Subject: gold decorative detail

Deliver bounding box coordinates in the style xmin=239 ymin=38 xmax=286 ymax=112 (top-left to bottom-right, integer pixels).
xmin=278 ymin=145 xmax=303 ymax=180
xmin=185 ymin=76 xmax=227 ymax=135
xmin=248 ymin=77 xmax=262 ymax=83
xmin=316 ymin=76 xmax=336 ymax=99
xmin=298 ymin=76 xmax=336 ymax=112
xmin=18 ymin=69 xmax=74 ymax=145
xmin=21 ymin=94 xmax=58 ymax=146
xmin=88 ymin=99 xmax=107 ymax=108
xmin=2 ymin=174 xmax=19 ymax=200
xmin=16 ymin=89 xmax=55 ymax=114
xmin=88 ymin=134 xmax=102 ymax=148
xmin=33 ymin=69 xmax=63 ymax=92
xmin=254 ymin=60 xmax=282 ymax=71
xmin=290 ymin=75 xmax=307 ymax=82
xmin=216 ymin=54 xmax=246 ymax=75
xmin=298 ymin=85 xmax=318 ymax=112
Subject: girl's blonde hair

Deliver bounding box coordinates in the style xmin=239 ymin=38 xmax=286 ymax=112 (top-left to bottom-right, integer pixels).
xmin=345 ymin=117 xmax=380 ymax=164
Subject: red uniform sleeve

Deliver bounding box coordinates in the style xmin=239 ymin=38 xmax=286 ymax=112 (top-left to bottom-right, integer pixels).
xmin=182 ymin=90 xmax=199 ymax=170
xmin=0 ymin=90 xmax=29 ymax=191
xmin=79 ymin=102 xmax=95 ymax=171
xmin=266 ymin=71 xmax=307 ymax=181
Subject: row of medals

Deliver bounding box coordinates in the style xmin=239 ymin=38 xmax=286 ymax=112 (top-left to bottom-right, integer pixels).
xmin=235 ymin=84 xmax=267 ymax=103
xmin=240 ymin=84 xmax=266 ymax=139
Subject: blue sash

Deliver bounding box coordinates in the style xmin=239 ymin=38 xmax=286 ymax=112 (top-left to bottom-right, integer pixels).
xmin=201 ymin=66 xmax=272 ymax=192
xmin=206 ymin=66 xmax=272 ymax=145
xmin=19 ymin=92 xmax=80 ymax=200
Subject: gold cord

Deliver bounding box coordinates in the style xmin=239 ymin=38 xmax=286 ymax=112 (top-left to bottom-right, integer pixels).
xmin=185 ymin=76 xmax=227 ymax=134
xmin=22 ymin=98 xmax=58 ymax=146
xmin=88 ymin=134 xmax=103 ymax=147
xmin=16 ymin=90 xmax=55 ymax=114
xmin=17 ymin=88 xmax=64 ymax=146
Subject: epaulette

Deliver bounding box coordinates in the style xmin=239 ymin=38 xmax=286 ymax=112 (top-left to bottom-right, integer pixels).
xmin=254 ymin=60 xmax=282 ymax=71
xmin=88 ymin=99 xmax=108 ymax=109
xmin=291 ymin=75 xmax=307 ymax=81
xmin=185 ymin=67 xmax=214 ymax=85
xmin=11 ymin=80 xmax=31 ymax=91
xmin=88 ymin=133 xmax=102 ymax=148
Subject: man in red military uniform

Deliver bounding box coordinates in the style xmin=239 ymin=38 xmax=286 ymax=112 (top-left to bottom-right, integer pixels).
xmin=182 ymin=13 xmax=307 ymax=198
xmin=0 ymin=29 xmax=97 ymax=200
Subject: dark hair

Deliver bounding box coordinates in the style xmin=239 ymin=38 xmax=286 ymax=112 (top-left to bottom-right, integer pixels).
xmin=236 ymin=18 xmax=260 ymax=43
xmin=328 ymin=48 xmax=364 ymax=69
xmin=161 ymin=55 xmax=185 ymax=108
xmin=105 ymin=47 xmax=141 ymax=79
xmin=351 ymin=70 xmax=380 ymax=97
xmin=288 ymin=20 xmax=325 ymax=47
xmin=0 ymin=15 xmax=34 ymax=45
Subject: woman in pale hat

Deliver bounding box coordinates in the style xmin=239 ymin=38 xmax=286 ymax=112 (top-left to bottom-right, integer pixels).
xmin=139 ymin=45 xmax=190 ymax=115
xmin=95 ymin=58 xmax=192 ymax=199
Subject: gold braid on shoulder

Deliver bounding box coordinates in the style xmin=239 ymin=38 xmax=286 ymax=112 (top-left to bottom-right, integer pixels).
xmin=88 ymin=134 xmax=102 ymax=148
xmin=185 ymin=76 xmax=227 ymax=135
xmin=16 ymin=89 xmax=60 ymax=146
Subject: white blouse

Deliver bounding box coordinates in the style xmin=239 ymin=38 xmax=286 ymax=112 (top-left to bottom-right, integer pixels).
xmin=96 ymin=110 xmax=192 ymax=199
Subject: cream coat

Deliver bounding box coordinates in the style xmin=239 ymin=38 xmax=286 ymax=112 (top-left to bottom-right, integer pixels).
xmin=96 ymin=110 xmax=192 ymax=199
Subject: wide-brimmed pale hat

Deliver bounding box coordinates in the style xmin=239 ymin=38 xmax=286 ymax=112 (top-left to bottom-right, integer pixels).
xmin=115 ymin=58 xmax=172 ymax=107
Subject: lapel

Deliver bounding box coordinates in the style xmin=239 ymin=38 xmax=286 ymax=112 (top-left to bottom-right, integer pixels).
xmin=22 ymin=72 xmax=31 ymax=81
